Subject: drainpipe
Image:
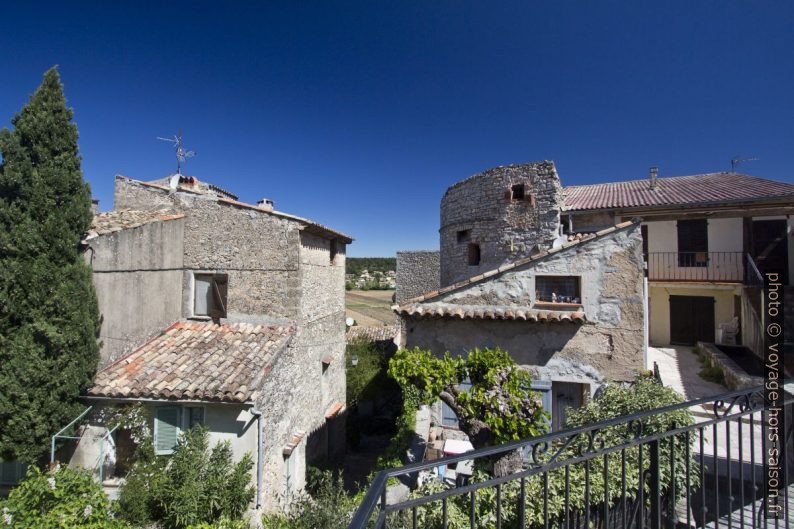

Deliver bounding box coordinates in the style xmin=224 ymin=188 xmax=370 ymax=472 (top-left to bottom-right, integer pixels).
xmin=251 ymin=407 xmax=264 ymax=509
xmin=643 ymin=269 xmax=650 ymax=368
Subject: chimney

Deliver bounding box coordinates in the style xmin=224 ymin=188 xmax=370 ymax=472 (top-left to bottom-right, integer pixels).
xmin=649 ymin=166 xmax=658 ymax=190
xmin=256 ymin=198 xmax=274 ymax=211
xmin=91 ymin=199 xmax=99 ymax=214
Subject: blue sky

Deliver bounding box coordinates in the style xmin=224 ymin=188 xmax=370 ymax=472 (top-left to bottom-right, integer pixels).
xmin=1 ymin=2 xmax=792 ymax=256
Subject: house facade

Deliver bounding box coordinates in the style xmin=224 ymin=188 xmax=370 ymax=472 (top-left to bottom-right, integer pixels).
xmin=563 ymin=170 xmax=794 ymax=352
xmin=396 ymin=162 xmax=646 ymax=430
xmin=66 ymin=174 xmax=351 ymax=512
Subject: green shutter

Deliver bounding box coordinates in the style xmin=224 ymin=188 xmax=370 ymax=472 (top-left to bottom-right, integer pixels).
xmin=155 ymin=407 xmax=180 ymax=455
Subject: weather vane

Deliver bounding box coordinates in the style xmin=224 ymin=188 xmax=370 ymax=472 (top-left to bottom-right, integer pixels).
xmin=157 ymin=132 xmax=195 ymax=174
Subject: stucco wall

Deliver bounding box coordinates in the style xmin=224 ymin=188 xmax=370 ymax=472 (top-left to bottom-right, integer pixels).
xmin=440 ymin=162 xmax=563 ymax=286
xmin=396 ymin=251 xmax=440 ymax=303
xmin=405 ymin=224 xmax=645 ymax=383
xmin=85 ymin=218 xmax=185 ymax=365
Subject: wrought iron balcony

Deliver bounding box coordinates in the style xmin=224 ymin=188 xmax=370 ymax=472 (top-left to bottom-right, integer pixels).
xmin=647 ymin=252 xmax=744 ymax=283
xmin=348 ymin=385 xmax=793 ymax=529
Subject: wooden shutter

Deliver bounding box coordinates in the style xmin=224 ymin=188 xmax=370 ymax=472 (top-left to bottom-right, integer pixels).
xmin=210 ymin=274 xmax=228 ymax=319
xmin=155 ymin=407 xmax=180 ymax=455
xmin=677 ymin=219 xmax=708 ymax=266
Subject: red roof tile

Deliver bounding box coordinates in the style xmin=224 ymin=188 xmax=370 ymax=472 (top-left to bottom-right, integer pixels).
xmin=563 ymin=172 xmax=794 ymax=211
xmin=395 ymin=303 xmax=586 ymax=323
xmin=89 ymin=321 xmax=294 ymax=403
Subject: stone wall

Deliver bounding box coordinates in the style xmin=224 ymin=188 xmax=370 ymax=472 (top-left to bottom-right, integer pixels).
xmin=85 ymin=217 xmax=185 ymax=365
xmin=396 ymin=251 xmax=440 ymax=303
xmin=440 ymin=162 xmax=564 ymax=286
xmin=403 ymin=223 xmax=645 ymax=383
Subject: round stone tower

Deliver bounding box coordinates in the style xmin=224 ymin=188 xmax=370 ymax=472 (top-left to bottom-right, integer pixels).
xmin=439 ymin=161 xmax=564 ymax=286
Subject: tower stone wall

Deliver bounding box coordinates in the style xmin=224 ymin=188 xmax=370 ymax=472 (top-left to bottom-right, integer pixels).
xmin=439 ymin=162 xmax=563 ymax=286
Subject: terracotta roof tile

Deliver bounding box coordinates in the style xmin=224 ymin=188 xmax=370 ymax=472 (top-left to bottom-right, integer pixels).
xmin=563 ymin=172 xmax=794 ymax=211
xmin=346 ymin=325 xmax=398 ymax=344
xmin=395 ymin=303 xmax=586 ymax=323
xmin=86 ymin=209 xmax=184 ymax=238
xmin=89 ymin=321 xmax=294 ymax=403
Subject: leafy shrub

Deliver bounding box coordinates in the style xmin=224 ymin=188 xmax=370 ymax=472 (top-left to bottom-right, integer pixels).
xmin=186 ymin=518 xmax=250 ymax=529
xmin=116 ymin=427 xmax=255 ymax=529
xmin=261 ymin=470 xmax=356 ymax=529
xmin=0 ymin=465 xmax=130 ymax=529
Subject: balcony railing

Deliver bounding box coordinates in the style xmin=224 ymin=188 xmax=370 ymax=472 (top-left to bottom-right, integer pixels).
xmin=647 ymin=252 xmax=744 ymax=283
xmin=349 ymin=384 xmax=793 ymax=529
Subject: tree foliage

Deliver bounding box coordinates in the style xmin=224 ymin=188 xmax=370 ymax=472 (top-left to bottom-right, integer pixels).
xmin=345 ymin=257 xmax=395 ymax=276
xmin=0 ymin=466 xmax=130 ymax=529
xmin=0 ymin=67 xmax=101 ymax=463
xmin=388 ymin=347 xmax=547 ymax=475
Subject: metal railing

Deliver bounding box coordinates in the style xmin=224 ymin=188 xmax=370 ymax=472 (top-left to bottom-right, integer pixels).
xmin=349 ymin=385 xmax=793 ymax=529
xmin=647 ymin=252 xmax=744 ymax=282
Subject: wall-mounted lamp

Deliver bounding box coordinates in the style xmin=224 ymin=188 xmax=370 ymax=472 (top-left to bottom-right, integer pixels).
xmin=351 ymin=355 xmax=359 ymax=366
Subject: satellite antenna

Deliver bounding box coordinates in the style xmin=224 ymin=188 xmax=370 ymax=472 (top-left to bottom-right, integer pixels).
xmin=730 ymin=156 xmax=758 ymax=172
xmin=157 ymin=132 xmax=195 ymax=174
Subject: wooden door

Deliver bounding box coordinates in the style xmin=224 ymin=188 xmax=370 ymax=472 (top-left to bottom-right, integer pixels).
xmin=669 ymin=295 xmax=715 ymax=345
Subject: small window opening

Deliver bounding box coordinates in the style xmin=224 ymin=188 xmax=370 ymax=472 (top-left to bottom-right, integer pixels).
xmin=457 ymin=230 xmax=471 ymax=243
xmin=186 ymin=406 xmax=205 ymax=430
xmin=511 ymin=184 xmax=525 ymax=201
xmin=535 ymin=276 xmax=581 ymax=304
xmin=194 ymin=273 xmax=228 ymax=320
xmin=330 ymin=239 xmax=338 ymax=264
xmin=467 ymin=243 xmax=480 ymax=266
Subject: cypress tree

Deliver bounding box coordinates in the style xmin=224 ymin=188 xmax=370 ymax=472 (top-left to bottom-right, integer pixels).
xmin=0 ymin=67 xmax=100 ymax=464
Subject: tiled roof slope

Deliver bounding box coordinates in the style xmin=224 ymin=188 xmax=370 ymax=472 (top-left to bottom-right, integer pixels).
xmin=89 ymin=321 xmax=294 ymax=403
xmin=346 ymin=325 xmax=398 ymax=344
xmin=87 ymin=209 xmax=184 ymax=238
xmin=563 ymin=172 xmax=794 ymax=211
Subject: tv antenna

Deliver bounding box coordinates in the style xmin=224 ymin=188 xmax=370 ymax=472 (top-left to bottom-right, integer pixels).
xmin=730 ymin=156 xmax=758 ymax=172
xmin=157 ymin=132 xmax=195 ymax=174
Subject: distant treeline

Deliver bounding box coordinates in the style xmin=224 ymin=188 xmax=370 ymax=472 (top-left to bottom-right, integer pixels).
xmin=346 ymin=257 xmax=396 ymax=275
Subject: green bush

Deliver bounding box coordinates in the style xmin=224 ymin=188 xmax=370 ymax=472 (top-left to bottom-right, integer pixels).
xmin=0 ymin=466 xmax=130 ymax=529
xmin=116 ymin=427 xmax=255 ymax=529
xmin=261 ymin=470 xmax=356 ymax=529
xmin=186 ymin=518 xmax=250 ymax=529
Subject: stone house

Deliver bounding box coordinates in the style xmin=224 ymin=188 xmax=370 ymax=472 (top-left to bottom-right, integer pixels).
xmin=396 ymin=162 xmax=645 ymax=430
xmin=65 ymin=174 xmax=351 ymax=512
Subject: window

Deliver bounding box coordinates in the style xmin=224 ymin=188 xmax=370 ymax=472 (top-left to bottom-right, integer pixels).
xmin=441 ymin=380 xmax=472 ymax=428
xmin=457 ymin=229 xmax=471 ymax=243
xmin=284 ymin=453 xmax=295 ymax=496
xmin=535 ymin=276 xmax=581 ymax=304
xmin=511 ymin=184 xmax=525 ymax=200
xmin=677 ymin=219 xmax=708 ymax=267
xmin=329 ymin=239 xmax=338 ymax=264
xmin=154 ymin=407 xmax=181 ymax=455
xmin=186 ymin=406 xmax=205 ymax=430
xmin=194 ymin=273 xmax=228 ymax=319
xmin=0 ymin=459 xmax=26 ymax=485
xmin=467 ymin=243 xmax=480 ymax=266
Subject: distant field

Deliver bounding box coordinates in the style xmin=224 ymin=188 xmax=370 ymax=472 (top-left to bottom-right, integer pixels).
xmin=346 ymin=289 xmax=395 ymax=327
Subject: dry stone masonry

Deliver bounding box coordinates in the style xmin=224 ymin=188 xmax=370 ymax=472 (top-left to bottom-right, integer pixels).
xmin=440 ymin=162 xmax=563 ymax=286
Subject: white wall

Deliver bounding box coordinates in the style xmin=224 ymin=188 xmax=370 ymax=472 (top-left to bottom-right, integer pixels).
xmin=644 ymin=218 xmax=743 ymax=253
